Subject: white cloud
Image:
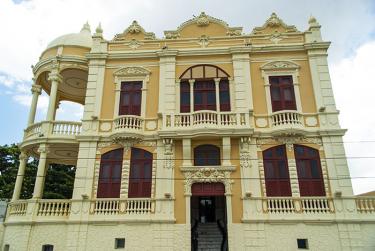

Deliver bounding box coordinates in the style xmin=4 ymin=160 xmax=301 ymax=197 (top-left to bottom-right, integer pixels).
xmin=330 ymin=41 xmax=375 ymax=194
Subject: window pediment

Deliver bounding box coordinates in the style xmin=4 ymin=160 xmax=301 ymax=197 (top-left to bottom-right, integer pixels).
xmin=114 ymin=66 xmax=151 ymax=78
xmin=261 ymin=60 xmax=300 ymax=71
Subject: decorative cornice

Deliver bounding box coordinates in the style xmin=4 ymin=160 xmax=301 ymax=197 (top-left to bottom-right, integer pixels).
xmin=252 ymin=12 xmax=298 ymax=34
xmin=113 ymin=66 xmax=151 ymax=77
xmin=261 ymin=60 xmax=300 ymax=71
xmin=113 ymin=20 xmax=156 ymax=41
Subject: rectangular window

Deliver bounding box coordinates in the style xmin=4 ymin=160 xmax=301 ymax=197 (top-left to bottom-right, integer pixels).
xmin=42 ymin=245 xmax=54 ymax=251
xmin=119 ymin=81 xmax=142 ymax=116
xmin=180 ymin=81 xmax=190 ymax=113
xmin=297 ymin=239 xmax=308 ymax=249
xmin=269 ymin=76 xmax=296 ymax=112
xmin=115 ymin=238 xmax=125 ymax=249
xmin=219 ymin=80 xmax=230 ymax=111
xmin=194 ymin=81 xmax=216 ymax=111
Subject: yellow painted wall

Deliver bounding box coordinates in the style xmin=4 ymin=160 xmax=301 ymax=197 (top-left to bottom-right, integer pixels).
xmin=230 ymin=139 xmax=243 ymax=223
xmin=174 ymin=140 xmax=186 ymax=224
xmin=179 ymin=23 xmax=228 ymax=38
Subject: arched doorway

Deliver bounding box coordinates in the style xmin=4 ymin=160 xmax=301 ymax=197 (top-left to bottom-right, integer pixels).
xmin=191 ymin=182 xmax=227 ymax=251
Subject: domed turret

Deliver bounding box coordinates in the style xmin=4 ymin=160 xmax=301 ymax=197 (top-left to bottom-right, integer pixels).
xmin=46 ymin=22 xmax=93 ymax=50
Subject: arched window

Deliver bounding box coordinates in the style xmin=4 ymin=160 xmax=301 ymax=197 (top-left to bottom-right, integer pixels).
xmin=194 ymin=144 xmax=221 ymax=166
xmin=128 ymin=148 xmax=153 ymax=198
xmin=294 ymin=145 xmax=325 ymax=196
xmin=262 ymin=145 xmax=292 ymax=196
xmin=269 ymin=76 xmax=296 ymax=112
xmin=179 ymin=65 xmax=230 ymax=113
xmin=97 ymin=149 xmax=123 ymax=198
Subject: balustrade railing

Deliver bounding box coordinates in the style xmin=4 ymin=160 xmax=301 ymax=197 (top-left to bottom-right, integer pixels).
xmin=356 ymin=197 xmax=375 ymax=213
xmin=52 ymin=121 xmax=82 ymax=136
xmin=164 ymin=111 xmax=249 ymax=129
xmin=8 ymin=201 xmax=28 ymax=216
xmin=263 ymin=197 xmax=334 ymax=214
xmin=36 ymin=200 xmax=71 ymax=217
xmin=271 ymin=110 xmax=303 ymax=127
xmin=24 ymin=122 xmax=43 ymax=138
xmin=90 ymin=198 xmax=155 ymax=215
xmin=113 ymin=115 xmax=144 ymax=131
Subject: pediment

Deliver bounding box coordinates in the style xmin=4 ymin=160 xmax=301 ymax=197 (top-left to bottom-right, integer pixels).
xmin=164 ymin=12 xmax=243 ymax=39
xmin=252 ymin=13 xmax=298 ymax=35
xmin=261 ymin=60 xmax=300 ymax=71
xmin=113 ymin=66 xmax=151 ymax=77
xmin=113 ymin=20 xmax=156 ymax=41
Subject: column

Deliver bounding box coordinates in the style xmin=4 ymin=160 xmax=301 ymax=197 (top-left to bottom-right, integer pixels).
xmin=27 ymin=83 xmax=42 ymax=126
xmin=189 ymin=79 xmax=195 ymax=113
xmin=11 ymin=152 xmax=28 ymax=201
xmin=214 ymin=78 xmax=221 ymax=112
xmin=46 ymin=71 xmax=62 ymax=121
xmin=182 ymin=138 xmax=192 ymax=166
xmin=33 ymin=144 xmax=49 ymax=199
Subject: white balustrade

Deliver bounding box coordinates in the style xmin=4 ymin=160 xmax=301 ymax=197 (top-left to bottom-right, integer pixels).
xmin=8 ymin=201 xmax=28 ymax=216
xmin=301 ymin=198 xmax=333 ymax=213
xmin=24 ymin=122 xmax=43 ymax=139
xmin=114 ymin=115 xmax=144 ymax=131
xmin=37 ymin=200 xmax=71 ymax=217
xmin=264 ymin=198 xmax=296 ymax=213
xmin=164 ymin=111 xmax=249 ymax=129
xmin=263 ymin=197 xmax=334 ymax=214
xmin=271 ymin=110 xmax=303 ymax=127
xmin=356 ymin=198 xmax=375 ymax=213
xmin=52 ymin=121 xmax=82 ymax=136
xmin=90 ymin=198 xmax=155 ymax=215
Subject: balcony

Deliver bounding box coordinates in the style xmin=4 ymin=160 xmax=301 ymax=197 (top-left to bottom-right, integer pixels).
xmin=160 ymin=110 xmax=253 ymax=137
xmin=24 ymin=120 xmax=82 ymax=141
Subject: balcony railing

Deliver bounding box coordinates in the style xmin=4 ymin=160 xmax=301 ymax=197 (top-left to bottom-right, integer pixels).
xmin=162 ymin=111 xmax=250 ymax=129
xmin=8 ymin=200 xmax=28 ymax=216
xmin=89 ymin=198 xmax=155 ymax=215
xmin=24 ymin=121 xmax=82 ymax=140
xmin=356 ymin=197 xmax=375 ymax=213
xmin=271 ymin=110 xmax=303 ymax=127
xmin=263 ymin=197 xmax=334 ymax=214
xmin=37 ymin=200 xmax=71 ymax=217
xmin=113 ymin=115 xmax=144 ymax=131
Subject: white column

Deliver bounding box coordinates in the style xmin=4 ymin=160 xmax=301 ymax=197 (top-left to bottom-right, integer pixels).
xmin=33 ymin=145 xmax=49 ymax=199
xmin=27 ymin=84 xmax=42 ymax=126
xmin=214 ymin=78 xmax=221 ymax=112
xmin=11 ymin=152 xmax=28 ymax=201
xmin=46 ymin=72 xmax=62 ymax=121
xmin=222 ymin=137 xmax=231 ymax=166
xmin=188 ymin=79 xmax=195 ymax=113
xmin=182 ymin=138 xmax=192 ymax=166
xmin=175 ymin=79 xmax=181 ymax=113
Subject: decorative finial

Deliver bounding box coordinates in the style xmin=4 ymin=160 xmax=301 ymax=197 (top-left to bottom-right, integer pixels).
xmin=96 ymin=22 xmax=103 ymax=34
xmin=308 ymin=15 xmax=320 ymax=29
xmin=128 ymin=20 xmax=142 ymax=34
xmin=81 ymin=21 xmax=91 ymax=33
xmin=267 ymin=12 xmax=281 ymax=27
xmin=196 ymin=12 xmax=210 ymax=27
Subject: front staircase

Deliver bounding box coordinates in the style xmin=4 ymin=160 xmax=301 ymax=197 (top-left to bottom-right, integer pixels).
xmin=196 ymin=222 xmax=223 ymax=251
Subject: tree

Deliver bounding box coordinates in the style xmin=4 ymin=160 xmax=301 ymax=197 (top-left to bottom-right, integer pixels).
xmin=0 ymin=144 xmax=76 ymax=200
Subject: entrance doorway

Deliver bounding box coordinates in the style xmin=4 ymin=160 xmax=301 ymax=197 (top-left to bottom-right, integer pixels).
xmin=191 ymin=183 xmax=228 ymax=251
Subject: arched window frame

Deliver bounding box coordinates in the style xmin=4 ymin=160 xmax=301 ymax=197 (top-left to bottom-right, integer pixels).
xmin=261 ymin=61 xmax=302 ymax=114
xmin=194 ymin=144 xmax=221 ymax=166
xmin=97 ymin=148 xmax=124 ymax=198
xmin=128 ymin=147 xmax=153 ymax=198
xmin=177 ymin=65 xmax=232 ymax=113
xmin=294 ymin=144 xmax=326 ymax=196
xmin=262 ymin=145 xmax=292 ymax=197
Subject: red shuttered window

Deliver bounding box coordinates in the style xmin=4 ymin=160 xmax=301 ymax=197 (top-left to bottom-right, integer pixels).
xmin=262 ymin=145 xmax=292 ymax=197
xmin=194 ymin=144 xmax=221 ymax=166
xmin=128 ymin=148 xmax=153 ymax=198
xmin=194 ymin=81 xmax=216 ymax=111
xmin=119 ymin=81 xmax=142 ymax=116
xmin=97 ymin=149 xmax=123 ymax=198
xmin=294 ymin=145 xmax=326 ymax=196
xmin=269 ymin=76 xmax=296 ymax=112
xmin=180 ymin=81 xmax=190 ymax=113
xmin=219 ymin=79 xmax=230 ymax=111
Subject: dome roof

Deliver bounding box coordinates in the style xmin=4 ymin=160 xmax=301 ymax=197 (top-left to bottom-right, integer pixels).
xmin=46 ymin=23 xmax=92 ymax=50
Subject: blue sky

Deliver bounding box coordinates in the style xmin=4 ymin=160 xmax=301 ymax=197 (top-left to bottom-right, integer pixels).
xmin=0 ymin=0 xmax=375 ymax=194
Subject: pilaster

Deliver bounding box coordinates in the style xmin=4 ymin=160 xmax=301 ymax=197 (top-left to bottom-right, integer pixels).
xmin=158 ymin=52 xmax=177 ymax=114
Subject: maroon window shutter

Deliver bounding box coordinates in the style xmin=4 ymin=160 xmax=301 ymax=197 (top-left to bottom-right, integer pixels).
xmin=97 ymin=148 xmax=123 ymax=198
xmin=219 ymin=79 xmax=230 ymax=111
xmin=194 ymin=144 xmax=221 ymax=166
xmin=269 ymin=76 xmax=296 ymax=112
xmin=262 ymin=145 xmax=292 ymax=196
xmin=180 ymin=81 xmax=191 ymax=113
xmin=119 ymin=81 xmax=142 ymax=116
xmin=194 ymin=81 xmax=216 ymax=111
xmin=128 ymin=148 xmax=153 ymax=198
xmin=294 ymin=145 xmax=325 ymax=196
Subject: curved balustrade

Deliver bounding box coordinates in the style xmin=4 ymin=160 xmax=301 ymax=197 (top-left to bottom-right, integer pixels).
xmin=24 ymin=120 xmax=82 ymax=141
xmin=271 ymin=110 xmax=303 ymax=127
xmin=8 ymin=201 xmax=28 ymax=216
xmin=164 ymin=111 xmax=249 ymax=129
xmin=113 ymin=115 xmax=144 ymax=131
xmin=52 ymin=121 xmax=82 ymax=136
xmin=24 ymin=122 xmax=42 ymax=138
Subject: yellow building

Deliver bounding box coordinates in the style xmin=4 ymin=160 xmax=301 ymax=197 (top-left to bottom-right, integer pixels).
xmin=2 ymin=12 xmax=375 ymax=250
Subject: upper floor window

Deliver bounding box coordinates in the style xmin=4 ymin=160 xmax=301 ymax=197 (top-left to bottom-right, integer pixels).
xmin=128 ymin=148 xmax=153 ymax=198
xmin=294 ymin=145 xmax=325 ymax=196
xmin=269 ymin=76 xmax=296 ymax=112
xmin=194 ymin=144 xmax=221 ymax=166
xmin=262 ymin=145 xmax=292 ymax=197
xmin=179 ymin=65 xmax=230 ymax=113
xmin=97 ymin=149 xmax=123 ymax=198
xmin=119 ymin=81 xmax=142 ymax=116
